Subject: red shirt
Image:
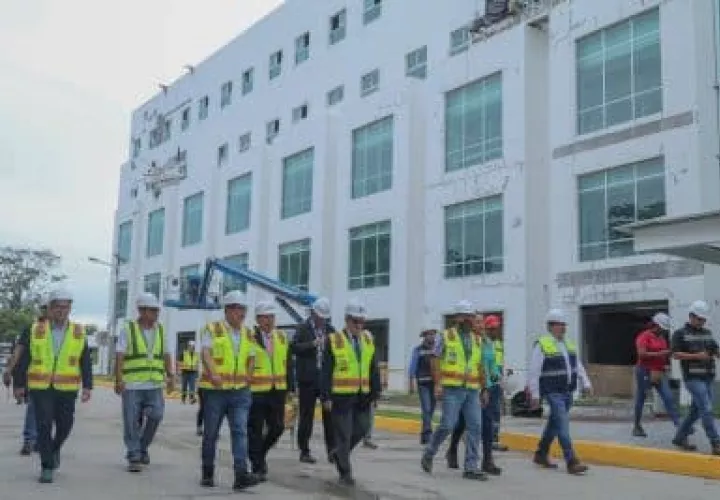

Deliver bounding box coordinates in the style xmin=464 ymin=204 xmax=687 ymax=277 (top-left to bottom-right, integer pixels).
xmin=635 ymin=329 xmax=669 ymax=371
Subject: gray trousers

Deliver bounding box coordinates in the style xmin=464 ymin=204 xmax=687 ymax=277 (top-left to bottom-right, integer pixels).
xmin=122 ymin=389 xmax=165 ymax=462
xmin=331 ymin=396 xmax=371 ymax=479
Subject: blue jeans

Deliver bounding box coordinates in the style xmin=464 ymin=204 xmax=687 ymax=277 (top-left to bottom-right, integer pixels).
xmin=424 ymin=387 xmax=481 ymax=471
xmin=418 ymin=384 xmax=436 ymax=441
xmin=181 ymin=371 xmax=198 ymax=400
xmin=489 ymin=384 xmax=502 ymax=441
xmin=23 ymin=397 xmax=38 ymax=444
xmin=537 ymin=392 xmax=575 ymax=463
xmin=633 ymin=366 xmax=680 ymax=426
xmin=122 ymin=389 xmax=165 ymax=461
xmin=675 ymin=378 xmax=719 ymax=445
xmin=202 ymin=389 xmax=252 ymax=470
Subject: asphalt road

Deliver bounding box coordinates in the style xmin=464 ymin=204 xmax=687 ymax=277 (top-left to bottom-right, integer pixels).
xmin=0 ymin=388 xmax=717 ymax=499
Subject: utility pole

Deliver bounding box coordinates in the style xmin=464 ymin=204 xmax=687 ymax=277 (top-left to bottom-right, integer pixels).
xmin=88 ymin=254 xmax=123 ymax=376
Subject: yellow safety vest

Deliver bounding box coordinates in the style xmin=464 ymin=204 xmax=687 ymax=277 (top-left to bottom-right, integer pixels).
xmin=182 ymin=350 xmax=198 ymax=371
xmin=251 ymin=329 xmax=289 ymax=393
xmin=440 ymin=328 xmax=482 ymax=389
xmin=122 ymin=321 xmax=165 ymax=383
xmin=329 ymin=330 xmax=375 ymax=395
xmin=28 ymin=320 xmax=86 ymax=392
xmin=198 ymin=321 xmax=252 ymax=390
xmin=494 ymin=340 xmax=504 ymax=368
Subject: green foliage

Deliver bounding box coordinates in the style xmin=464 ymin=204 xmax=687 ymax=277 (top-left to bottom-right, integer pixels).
xmin=0 ymin=246 xmax=65 ymax=310
xmin=0 ymin=308 xmax=35 ymax=342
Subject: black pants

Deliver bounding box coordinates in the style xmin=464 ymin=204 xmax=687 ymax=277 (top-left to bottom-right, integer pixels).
xmin=30 ymin=389 xmax=77 ymax=470
xmin=297 ymin=383 xmax=334 ymax=455
xmin=448 ymin=404 xmax=493 ymax=464
xmin=248 ymin=391 xmax=286 ymax=473
xmin=331 ymin=396 xmax=370 ymax=479
xmin=196 ymin=389 xmax=205 ymax=428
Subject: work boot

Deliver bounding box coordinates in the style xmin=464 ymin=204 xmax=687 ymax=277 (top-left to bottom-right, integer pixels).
xmin=567 ymin=459 xmax=589 ymax=475
xmin=38 ymin=468 xmax=53 ymax=484
xmin=420 ymin=454 xmax=433 ymax=474
xmin=128 ymin=461 xmax=143 ymax=473
xmin=632 ymin=424 xmax=647 ymax=438
xmin=19 ymin=442 xmax=33 ymax=456
xmin=200 ymin=466 xmax=215 ymax=487
xmin=232 ymin=469 xmax=259 ymax=491
xmin=672 ymin=437 xmax=697 ymax=452
xmin=533 ymin=452 xmax=558 ymax=469
xmin=492 ymin=442 xmax=509 ymax=452
xmin=299 ymin=452 xmax=316 ymax=464
xmin=482 ymin=460 xmax=502 ymax=475
xmin=445 ymin=450 xmax=459 ymax=469
xmin=462 ymin=469 xmax=488 ymax=481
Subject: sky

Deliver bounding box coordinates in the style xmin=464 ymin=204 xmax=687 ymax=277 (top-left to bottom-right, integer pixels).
xmin=0 ymin=0 xmax=282 ymax=327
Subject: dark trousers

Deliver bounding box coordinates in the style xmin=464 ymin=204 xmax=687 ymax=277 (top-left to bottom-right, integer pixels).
xmin=297 ymin=383 xmax=334 ymax=455
xmin=197 ymin=388 xmax=205 ymax=428
xmin=30 ymin=389 xmax=77 ymax=470
xmin=448 ymin=401 xmax=493 ymax=464
xmin=331 ymin=396 xmax=370 ymax=479
xmin=248 ymin=391 xmax=286 ymax=473
xmin=181 ymin=371 xmax=198 ymax=401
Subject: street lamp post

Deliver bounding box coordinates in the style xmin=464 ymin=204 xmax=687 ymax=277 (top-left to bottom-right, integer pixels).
xmin=88 ymin=254 xmax=123 ymax=376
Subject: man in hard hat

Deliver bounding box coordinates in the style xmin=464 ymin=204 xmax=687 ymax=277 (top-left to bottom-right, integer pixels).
xmin=13 ymin=288 xmax=93 ymax=483
xmin=248 ymin=300 xmax=295 ymax=481
xmin=633 ymin=312 xmax=679 ymax=438
xmin=114 ymin=292 xmax=175 ymax=472
xmin=291 ymin=296 xmax=335 ymax=464
xmin=3 ymin=299 xmax=47 ymax=455
xmin=320 ymin=300 xmax=381 ymax=486
xmin=670 ymin=300 xmax=720 ymax=455
xmin=198 ymin=290 xmax=259 ymax=490
xmin=180 ymin=340 xmax=199 ymax=404
xmin=528 ymin=308 xmax=592 ymax=475
xmin=408 ymin=329 xmax=438 ymax=445
xmin=484 ymin=314 xmax=508 ymax=452
xmin=421 ymin=300 xmax=487 ymax=481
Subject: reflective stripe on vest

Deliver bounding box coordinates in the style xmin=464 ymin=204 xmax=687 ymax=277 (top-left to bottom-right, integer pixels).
xmin=182 ymin=350 xmax=198 ymax=371
xmin=251 ymin=329 xmax=288 ymax=393
xmin=198 ymin=321 xmax=251 ymax=390
xmin=440 ymin=328 xmax=482 ymax=389
xmin=537 ymin=334 xmax=578 ymax=395
xmin=28 ymin=320 xmax=85 ymax=392
xmin=329 ymin=330 xmax=375 ymax=395
xmin=122 ymin=321 xmax=165 ymax=383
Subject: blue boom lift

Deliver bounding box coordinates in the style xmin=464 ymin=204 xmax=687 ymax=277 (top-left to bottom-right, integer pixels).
xmin=162 ymin=257 xmax=318 ymax=323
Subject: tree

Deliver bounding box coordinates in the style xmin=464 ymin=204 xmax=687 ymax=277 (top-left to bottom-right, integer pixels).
xmin=0 ymin=309 xmax=34 ymax=343
xmin=0 ymin=247 xmax=66 ymax=310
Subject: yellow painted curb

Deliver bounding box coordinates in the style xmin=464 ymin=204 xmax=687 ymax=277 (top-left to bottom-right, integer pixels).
xmin=371 ymin=416 xmax=720 ymax=480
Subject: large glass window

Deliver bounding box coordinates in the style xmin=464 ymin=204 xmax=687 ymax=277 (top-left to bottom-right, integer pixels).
xmin=281 ymin=148 xmax=314 ymax=219
xmin=445 ymin=73 xmax=503 ymax=172
xmin=117 ymin=221 xmax=132 ymax=264
xmin=578 ymin=157 xmax=666 ymax=261
xmin=182 ymin=192 xmax=204 ymax=247
xmin=223 ymin=253 xmax=249 ymax=294
xmin=115 ymin=281 xmax=128 ymax=319
xmin=146 ymin=209 xmax=164 ymax=257
xmin=279 ymin=239 xmax=310 ymax=290
xmin=226 ymin=174 xmax=252 ymax=234
xmin=576 ymin=8 xmax=662 ymax=134
xmin=348 ymin=221 xmax=391 ymax=290
xmin=352 ymin=116 xmax=393 ymax=198
xmin=143 ymin=273 xmax=161 ymax=299
xmin=444 ymin=196 xmax=503 ymax=278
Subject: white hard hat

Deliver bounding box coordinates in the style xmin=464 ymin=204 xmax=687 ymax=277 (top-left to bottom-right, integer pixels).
xmin=312 ymin=297 xmax=331 ymax=319
xmin=222 ymin=290 xmax=248 ymax=307
xmin=345 ymin=299 xmax=368 ymax=320
xmin=689 ymin=300 xmax=710 ymax=320
xmin=255 ymin=300 xmax=276 ymax=316
xmin=546 ymin=308 xmax=567 ymax=324
xmin=136 ymin=292 xmax=160 ymax=309
xmin=454 ymin=300 xmax=474 ymax=315
xmin=651 ymin=312 xmax=672 ymax=331
xmin=188 ymin=340 xmax=196 ymax=347
xmin=48 ymin=287 xmax=73 ymax=303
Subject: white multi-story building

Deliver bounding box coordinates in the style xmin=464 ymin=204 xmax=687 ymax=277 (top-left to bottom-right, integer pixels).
xmin=111 ymin=0 xmax=720 ymax=394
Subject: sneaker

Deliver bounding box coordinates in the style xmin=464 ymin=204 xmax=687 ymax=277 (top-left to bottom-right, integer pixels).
xmin=39 ymin=468 xmax=53 ymax=484
xmin=567 ymin=459 xmax=589 ymax=475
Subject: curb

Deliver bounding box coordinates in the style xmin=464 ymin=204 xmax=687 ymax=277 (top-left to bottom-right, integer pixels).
xmin=371 ymin=415 xmax=720 ymax=481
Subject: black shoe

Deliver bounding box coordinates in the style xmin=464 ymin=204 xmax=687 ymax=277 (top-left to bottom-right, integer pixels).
xmin=445 ymin=451 xmax=459 ymax=469
xmin=462 ymin=469 xmax=488 ymax=481
xmin=190 ymin=396 xmax=197 ymax=405
xmin=632 ymin=425 xmax=647 ymax=437
xmin=200 ymin=466 xmax=215 ymax=487
xmin=20 ymin=442 xmax=33 ymax=456
xmin=299 ymin=452 xmax=316 ymax=464
xmin=533 ymin=452 xmax=558 ymax=469
xmin=362 ymin=438 xmax=378 ymax=450
xmin=492 ymin=442 xmax=509 ymax=452
xmin=140 ymin=452 xmax=150 ymax=465
xmin=128 ymin=461 xmax=143 ymax=473
xmin=232 ymin=470 xmax=259 ymax=491
xmin=672 ymin=437 xmax=697 ymax=451
xmin=712 ymin=444 xmax=720 ymax=456
xmin=482 ymin=461 xmax=502 ymax=475
xmin=421 ymin=454 xmax=433 ymax=474
xmin=420 ymin=435 xmax=429 ymax=445
xmin=339 ymin=475 xmax=356 ymax=487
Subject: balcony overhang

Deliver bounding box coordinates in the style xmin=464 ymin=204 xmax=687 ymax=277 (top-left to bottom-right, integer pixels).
xmin=619 ymin=210 xmax=720 ymax=265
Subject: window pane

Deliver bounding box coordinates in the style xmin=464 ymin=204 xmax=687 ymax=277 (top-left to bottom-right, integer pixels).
xmin=352 ymin=117 xmax=393 ymax=198
xmin=347 ymin=221 xmax=391 ymax=289
xmin=579 ymin=190 xmax=606 ymax=247
xmin=182 ymin=193 xmax=204 ymax=246
xmin=226 ymin=174 xmax=252 ymax=234
xmin=282 ymin=149 xmax=314 ymax=218
xmin=636 ymin=176 xmax=665 ymax=220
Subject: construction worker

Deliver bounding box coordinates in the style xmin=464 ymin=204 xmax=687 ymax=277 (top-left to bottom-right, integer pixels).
xmin=446 ymin=312 xmax=501 ymax=476
xmin=633 ymin=312 xmax=679 ymax=437
xmin=181 ymin=340 xmax=199 ymax=404
xmin=529 ymin=308 xmax=592 ymax=475
xmin=248 ymin=301 xmax=294 ymax=481
xmin=670 ymin=300 xmax=720 ymax=455
xmin=408 ymin=329 xmax=437 ymax=444
xmin=13 ymin=288 xmax=93 ymax=483
xmin=2 ymin=300 xmax=47 ymax=455
xmin=484 ymin=314 xmax=508 ymax=451
xmin=291 ymin=296 xmax=335 ymax=464
xmin=421 ymin=300 xmax=487 ymax=481
xmin=320 ymin=300 xmax=381 ymax=486
xmin=115 ymin=292 xmax=175 ymax=472
xmin=198 ymin=290 xmax=259 ymax=490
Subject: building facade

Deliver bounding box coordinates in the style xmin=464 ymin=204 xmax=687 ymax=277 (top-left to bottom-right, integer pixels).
xmin=111 ymin=0 xmax=720 ymax=393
